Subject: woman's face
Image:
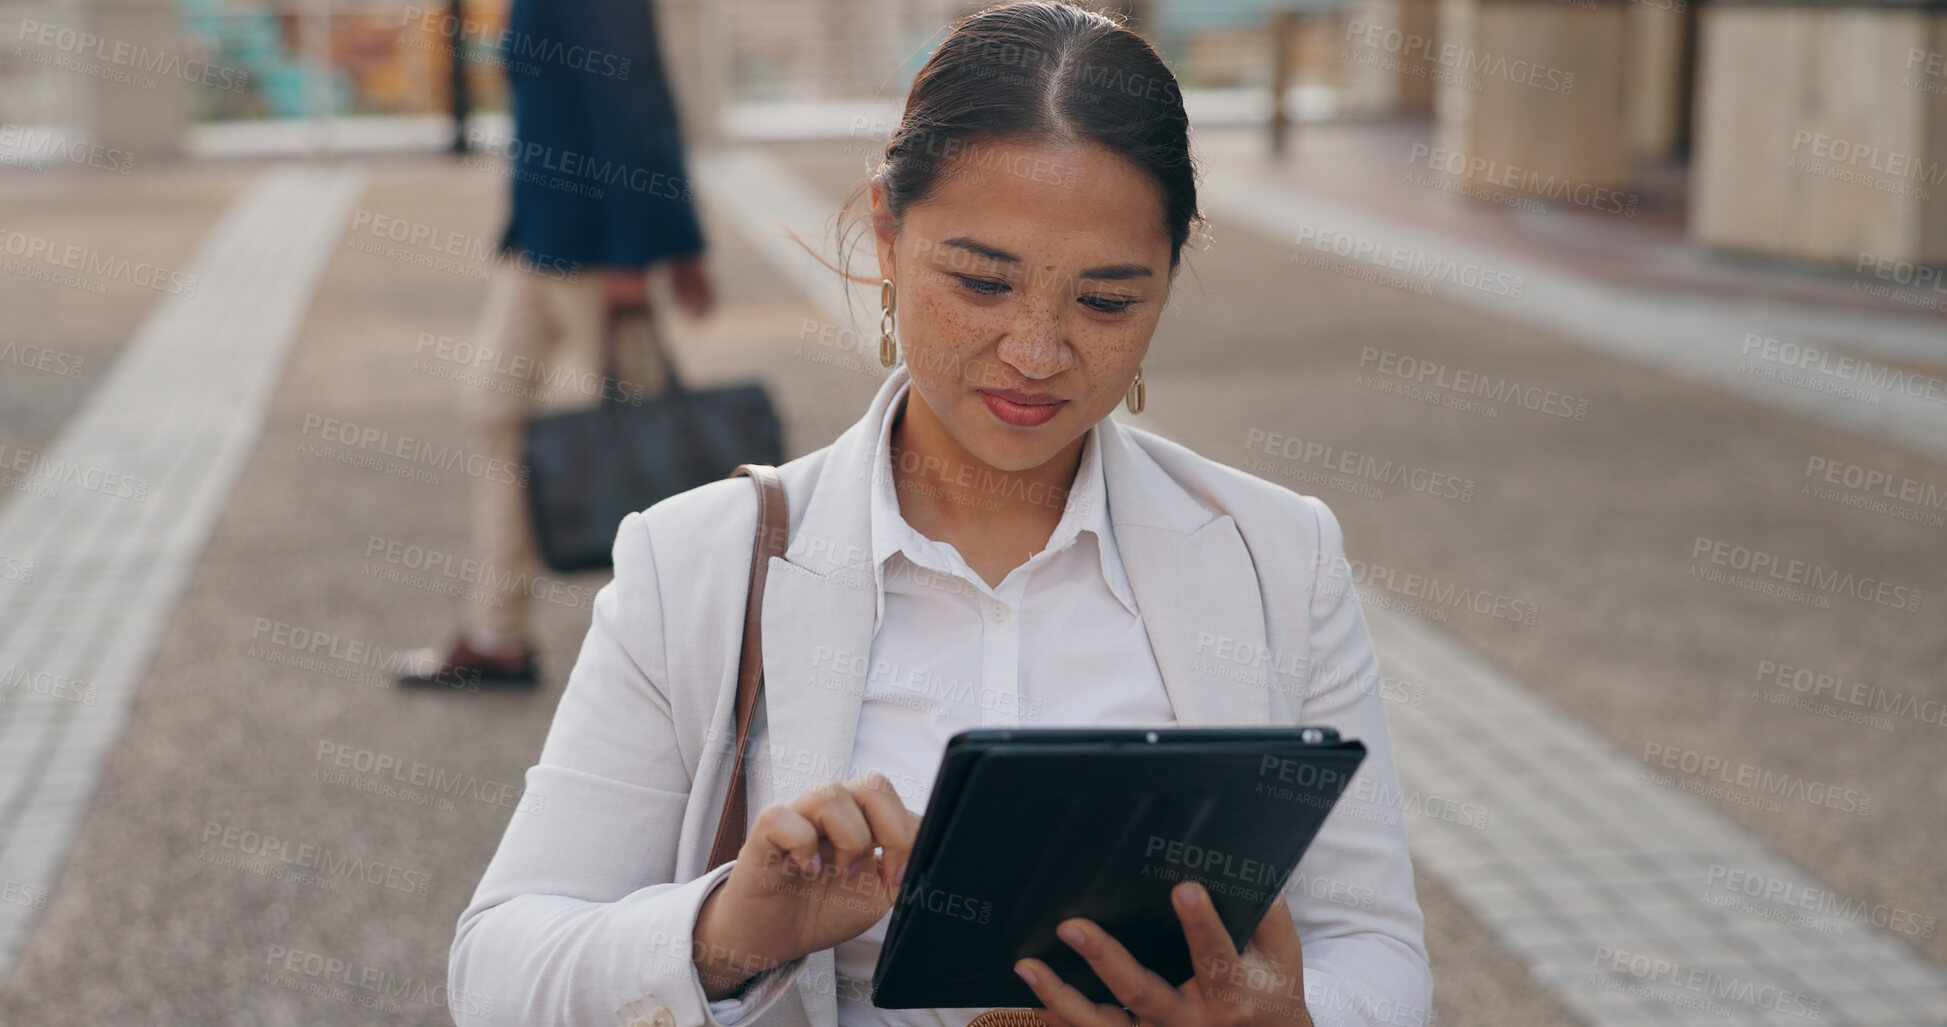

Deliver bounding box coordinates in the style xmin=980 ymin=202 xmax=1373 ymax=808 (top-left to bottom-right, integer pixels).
xmin=872 ymin=137 xmax=1174 ymax=474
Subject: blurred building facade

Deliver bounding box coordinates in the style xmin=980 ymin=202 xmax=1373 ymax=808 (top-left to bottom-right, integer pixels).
xmin=2 ymin=0 xmax=1942 ymax=266
xmin=1341 ymin=0 xmax=1946 ymax=265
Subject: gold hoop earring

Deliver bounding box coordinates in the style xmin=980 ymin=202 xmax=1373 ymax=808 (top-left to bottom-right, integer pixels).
xmin=1125 ymin=368 xmax=1145 ymax=414
xmin=880 ymin=278 xmax=898 ymax=368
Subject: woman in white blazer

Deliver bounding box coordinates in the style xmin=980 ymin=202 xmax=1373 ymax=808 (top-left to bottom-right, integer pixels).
xmin=449 ymin=4 xmax=1432 ymax=1027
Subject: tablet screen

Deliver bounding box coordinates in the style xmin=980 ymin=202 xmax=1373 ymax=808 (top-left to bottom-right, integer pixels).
xmin=871 ymin=728 xmax=1365 ymax=1009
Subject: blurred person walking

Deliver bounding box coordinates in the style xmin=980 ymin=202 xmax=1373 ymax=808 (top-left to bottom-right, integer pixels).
xmin=399 ymin=0 xmax=715 ymax=688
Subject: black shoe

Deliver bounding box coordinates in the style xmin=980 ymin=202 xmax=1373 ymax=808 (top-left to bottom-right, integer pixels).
xmin=395 ymin=637 xmax=537 ymax=690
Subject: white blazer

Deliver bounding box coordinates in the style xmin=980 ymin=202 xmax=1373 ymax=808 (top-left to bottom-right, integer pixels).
xmin=450 ymin=365 xmax=1432 ymax=1027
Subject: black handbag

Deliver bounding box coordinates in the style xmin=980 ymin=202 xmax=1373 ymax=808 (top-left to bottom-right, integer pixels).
xmin=523 ymin=303 xmax=784 ymax=573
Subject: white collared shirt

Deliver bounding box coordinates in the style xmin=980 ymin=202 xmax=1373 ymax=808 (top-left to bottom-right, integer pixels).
xmin=710 ymin=380 xmax=1174 ymax=1026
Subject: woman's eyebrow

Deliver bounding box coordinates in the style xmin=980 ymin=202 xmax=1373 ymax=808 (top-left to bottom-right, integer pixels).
xmin=939 ymin=236 xmax=1019 ymax=264
xmin=938 ymin=236 xmax=1155 ymax=280
xmin=1080 ymin=264 xmax=1155 ymax=281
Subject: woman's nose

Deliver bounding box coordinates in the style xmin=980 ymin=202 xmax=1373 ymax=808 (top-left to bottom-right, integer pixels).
xmin=995 ymin=298 xmax=1069 ymax=379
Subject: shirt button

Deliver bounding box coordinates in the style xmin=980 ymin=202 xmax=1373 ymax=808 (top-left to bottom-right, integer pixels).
xmin=631 ymin=1008 xmax=676 ymax=1027
xmin=988 ymin=602 xmax=1009 ymax=623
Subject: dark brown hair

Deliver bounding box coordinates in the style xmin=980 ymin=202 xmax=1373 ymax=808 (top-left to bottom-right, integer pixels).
xmin=832 ymin=0 xmax=1204 ymax=284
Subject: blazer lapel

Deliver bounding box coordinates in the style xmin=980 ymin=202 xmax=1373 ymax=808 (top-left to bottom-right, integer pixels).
xmin=758 ymin=560 xmax=875 ymax=796
xmin=1098 ymin=416 xmax=1276 ymax=727
xmin=1116 ymin=521 xmax=1274 ymax=727
xmin=751 ymin=367 xmax=902 ymax=803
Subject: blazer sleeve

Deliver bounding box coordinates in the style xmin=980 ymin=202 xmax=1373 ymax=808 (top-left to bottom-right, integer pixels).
xmin=448 ymin=510 xmax=808 ymax=1027
xmin=1286 ymin=496 xmax=1435 ymax=1027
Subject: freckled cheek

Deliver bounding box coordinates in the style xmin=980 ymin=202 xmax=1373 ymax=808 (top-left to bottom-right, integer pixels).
xmin=906 ymin=290 xmax=999 ymax=382
xmin=1077 ymin=326 xmax=1150 ymax=399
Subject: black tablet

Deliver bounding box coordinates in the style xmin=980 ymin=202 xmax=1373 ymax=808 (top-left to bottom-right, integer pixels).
xmin=870 ymin=727 xmax=1366 ymax=1009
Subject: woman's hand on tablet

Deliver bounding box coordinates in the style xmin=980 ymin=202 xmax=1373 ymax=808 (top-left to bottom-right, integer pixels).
xmin=1011 ymin=882 xmax=1314 ymax=1027
xmin=692 ymin=772 xmax=920 ymax=998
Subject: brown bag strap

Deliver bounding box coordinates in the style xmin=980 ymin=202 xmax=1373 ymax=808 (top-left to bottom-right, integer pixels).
xmin=707 ymin=464 xmax=790 ymax=871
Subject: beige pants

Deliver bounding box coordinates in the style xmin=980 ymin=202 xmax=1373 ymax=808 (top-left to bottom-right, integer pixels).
xmin=466 ymin=265 xmax=670 ymax=637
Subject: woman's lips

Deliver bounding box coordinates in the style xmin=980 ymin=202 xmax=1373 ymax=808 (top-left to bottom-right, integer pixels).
xmin=978 ymin=389 xmax=1064 ymax=427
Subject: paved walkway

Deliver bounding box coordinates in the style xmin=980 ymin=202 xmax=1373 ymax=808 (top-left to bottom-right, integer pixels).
xmin=1375 ymin=609 xmax=1947 ymax=1026
xmin=0 ymin=166 xmax=364 ymax=972
xmin=1197 ymin=136 xmax=1947 ymax=464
